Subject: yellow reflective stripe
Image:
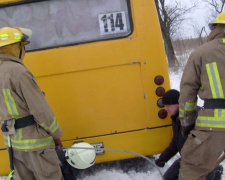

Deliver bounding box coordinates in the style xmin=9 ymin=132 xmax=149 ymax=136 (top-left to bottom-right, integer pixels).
xmin=0 ymin=33 xmax=9 ymax=41
xmin=223 ymin=38 xmax=225 ymax=44
xmin=6 ymin=170 xmax=14 ymax=180
xmin=186 ymin=102 xmax=197 ymax=106
xmin=14 ymin=128 xmax=22 ymax=141
xmin=214 ymin=109 xmax=225 ymax=118
xmin=0 ymin=33 xmax=8 ymax=38
xmin=196 ymin=116 xmax=225 ymax=128
xmin=206 ymin=63 xmax=224 ymax=98
xmin=185 ymin=101 xmax=197 ymax=111
xmin=196 ymin=122 xmax=225 ymax=128
xmin=10 ymin=136 xmax=54 ymax=150
xmin=49 ymin=117 xmax=59 ymax=133
xmin=14 ymin=35 xmax=22 ymax=40
xmin=198 ymin=116 xmax=225 ymax=121
xmin=13 ymin=130 xmax=18 ymax=140
xmin=213 ymin=63 xmax=224 ymax=97
xmin=214 ymin=109 xmax=220 ymax=117
xmin=13 ymin=32 xmax=22 ymax=40
xmin=179 ymin=108 xmax=184 ymax=117
xmin=206 ymin=63 xmax=216 ymax=98
xmin=4 ymin=131 xmax=54 ymax=150
xmin=40 ymin=123 xmax=48 ymax=131
xmin=2 ymin=89 xmax=21 ymax=119
xmin=222 ymin=109 xmax=225 ymax=117
xmin=14 ymin=36 xmax=22 ymax=40
xmin=40 ymin=117 xmax=59 ymax=133
xmin=179 ymin=108 xmax=184 ymax=113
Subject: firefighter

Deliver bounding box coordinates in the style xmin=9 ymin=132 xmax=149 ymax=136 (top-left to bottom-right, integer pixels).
xmin=0 ymin=27 xmax=63 ymax=179
xmin=179 ymin=11 xmax=225 ymax=180
xmin=155 ymin=90 xmax=223 ymax=180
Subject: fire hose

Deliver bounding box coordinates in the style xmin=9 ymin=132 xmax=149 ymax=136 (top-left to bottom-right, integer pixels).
xmin=62 ymin=146 xmax=164 ymax=180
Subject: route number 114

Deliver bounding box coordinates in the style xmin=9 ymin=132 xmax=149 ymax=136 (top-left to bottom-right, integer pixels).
xmin=99 ymin=11 xmax=127 ymax=35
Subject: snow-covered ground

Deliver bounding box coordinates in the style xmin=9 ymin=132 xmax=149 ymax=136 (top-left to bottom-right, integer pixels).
xmin=78 ymin=155 xmax=182 ymax=180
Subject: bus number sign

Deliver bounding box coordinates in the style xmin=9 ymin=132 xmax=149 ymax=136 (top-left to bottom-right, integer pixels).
xmin=99 ymin=12 xmax=127 ymax=35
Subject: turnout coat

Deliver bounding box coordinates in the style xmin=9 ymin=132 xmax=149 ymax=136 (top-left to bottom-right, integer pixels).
xmin=179 ymin=27 xmax=225 ymax=131
xmin=0 ymin=54 xmax=62 ymax=151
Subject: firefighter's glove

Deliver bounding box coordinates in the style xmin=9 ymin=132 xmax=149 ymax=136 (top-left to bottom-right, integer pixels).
xmin=1 ymin=119 xmax=15 ymax=136
xmin=54 ymin=138 xmax=63 ymax=151
xmin=181 ymin=123 xmax=195 ymax=139
xmin=155 ymin=158 xmax=166 ymax=167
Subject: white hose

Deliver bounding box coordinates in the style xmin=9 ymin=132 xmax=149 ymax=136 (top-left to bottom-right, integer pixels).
xmin=62 ymin=146 xmax=164 ymax=180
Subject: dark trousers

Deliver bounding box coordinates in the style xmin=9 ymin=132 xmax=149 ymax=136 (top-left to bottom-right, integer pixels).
xmin=163 ymin=158 xmax=181 ymax=180
xmin=57 ymin=150 xmax=79 ymax=180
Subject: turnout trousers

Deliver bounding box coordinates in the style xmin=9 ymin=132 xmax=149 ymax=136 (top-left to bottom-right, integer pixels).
xmin=13 ymin=148 xmax=62 ymax=180
xmin=179 ymin=130 xmax=225 ymax=180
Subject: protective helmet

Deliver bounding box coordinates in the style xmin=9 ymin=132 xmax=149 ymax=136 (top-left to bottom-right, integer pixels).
xmin=65 ymin=142 xmax=96 ymax=169
xmin=209 ymin=12 xmax=225 ymax=30
xmin=0 ymin=27 xmax=32 ymax=48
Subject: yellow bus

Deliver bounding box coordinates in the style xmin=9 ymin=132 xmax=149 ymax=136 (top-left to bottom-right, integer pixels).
xmin=0 ymin=0 xmax=172 ymax=175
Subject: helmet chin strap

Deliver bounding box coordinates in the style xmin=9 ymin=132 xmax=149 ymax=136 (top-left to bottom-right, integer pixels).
xmin=19 ymin=42 xmax=22 ymax=59
xmin=19 ymin=42 xmax=25 ymax=59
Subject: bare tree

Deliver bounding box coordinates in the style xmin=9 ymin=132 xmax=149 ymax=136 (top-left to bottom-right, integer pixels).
xmin=189 ymin=18 xmax=208 ymax=46
xmin=155 ymin=0 xmax=197 ymax=66
xmin=203 ymin=0 xmax=225 ymax=23
xmin=188 ymin=0 xmax=225 ymax=46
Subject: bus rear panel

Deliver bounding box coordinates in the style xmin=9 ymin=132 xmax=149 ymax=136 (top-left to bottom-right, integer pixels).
xmin=0 ymin=0 xmax=172 ymax=175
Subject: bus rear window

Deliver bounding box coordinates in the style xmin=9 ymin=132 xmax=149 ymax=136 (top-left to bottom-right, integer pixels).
xmin=0 ymin=0 xmax=132 ymax=51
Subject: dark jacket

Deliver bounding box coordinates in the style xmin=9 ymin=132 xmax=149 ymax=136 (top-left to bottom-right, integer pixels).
xmin=57 ymin=150 xmax=79 ymax=180
xmin=0 ymin=54 xmax=62 ymax=151
xmin=159 ymin=112 xmax=186 ymax=162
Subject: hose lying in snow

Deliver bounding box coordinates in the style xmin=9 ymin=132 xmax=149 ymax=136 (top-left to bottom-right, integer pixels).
xmin=62 ymin=146 xmax=164 ymax=180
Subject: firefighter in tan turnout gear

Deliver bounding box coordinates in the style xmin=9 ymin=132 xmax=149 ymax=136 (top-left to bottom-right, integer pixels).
xmin=179 ymin=12 xmax=225 ymax=180
xmin=0 ymin=27 xmax=63 ymax=179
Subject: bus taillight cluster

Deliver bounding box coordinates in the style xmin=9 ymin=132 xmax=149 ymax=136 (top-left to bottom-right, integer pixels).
xmin=154 ymin=75 xmax=168 ymax=119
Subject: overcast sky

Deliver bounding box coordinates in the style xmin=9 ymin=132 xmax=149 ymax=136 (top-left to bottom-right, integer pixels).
xmin=173 ymin=0 xmax=213 ymax=38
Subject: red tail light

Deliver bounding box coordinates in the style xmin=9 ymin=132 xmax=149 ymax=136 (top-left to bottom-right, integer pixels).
xmin=156 ymin=87 xmax=165 ymax=97
xmin=154 ymin=75 xmax=164 ymax=85
xmin=158 ymin=109 xmax=167 ymax=119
